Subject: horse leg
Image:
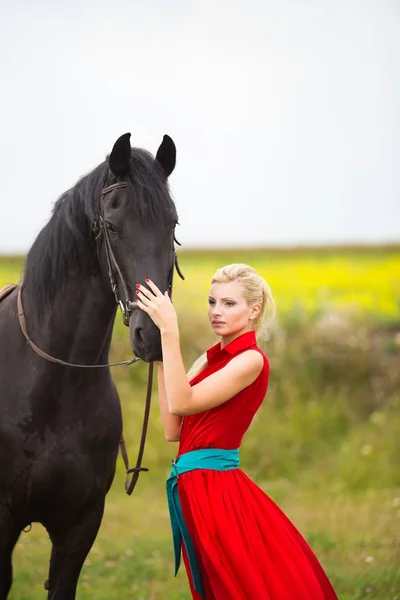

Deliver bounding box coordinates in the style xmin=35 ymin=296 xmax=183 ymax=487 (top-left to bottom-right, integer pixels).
xmin=0 ymin=513 xmax=20 ymax=600
xmin=45 ymin=501 xmax=104 ymax=600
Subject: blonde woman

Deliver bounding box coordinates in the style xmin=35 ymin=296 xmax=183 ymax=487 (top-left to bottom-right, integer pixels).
xmin=135 ymin=264 xmax=338 ymax=600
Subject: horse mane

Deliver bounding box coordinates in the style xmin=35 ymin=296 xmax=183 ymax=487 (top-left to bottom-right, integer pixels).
xmin=23 ymin=149 xmax=177 ymax=315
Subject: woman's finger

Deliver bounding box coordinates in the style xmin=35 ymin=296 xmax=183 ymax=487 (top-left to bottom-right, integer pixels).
xmin=135 ymin=298 xmax=149 ymax=312
xmin=136 ymin=290 xmax=153 ymax=306
xmin=136 ymin=285 xmax=154 ymax=301
xmin=144 ymin=279 xmax=163 ymax=297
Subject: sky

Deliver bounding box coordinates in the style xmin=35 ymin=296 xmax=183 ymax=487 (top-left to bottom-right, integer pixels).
xmin=0 ymin=0 xmax=399 ymax=253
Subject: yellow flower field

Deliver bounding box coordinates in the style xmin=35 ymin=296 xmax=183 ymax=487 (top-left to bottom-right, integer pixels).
xmin=170 ymin=247 xmax=400 ymax=319
xmin=1 ymin=246 xmax=399 ymax=319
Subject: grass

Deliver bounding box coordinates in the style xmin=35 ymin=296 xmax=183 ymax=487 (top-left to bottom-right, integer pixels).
xmin=2 ymin=246 xmax=400 ymax=599
xmin=9 ymin=483 xmax=400 ymax=599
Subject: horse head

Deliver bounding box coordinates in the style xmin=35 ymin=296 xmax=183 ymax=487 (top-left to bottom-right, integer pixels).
xmin=97 ymin=132 xmax=181 ymax=362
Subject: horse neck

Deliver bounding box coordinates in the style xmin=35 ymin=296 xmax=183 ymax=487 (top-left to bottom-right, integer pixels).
xmin=23 ymin=271 xmax=118 ymax=365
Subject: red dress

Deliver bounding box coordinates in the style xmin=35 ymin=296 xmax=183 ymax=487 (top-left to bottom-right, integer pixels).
xmin=176 ymin=330 xmax=338 ymax=600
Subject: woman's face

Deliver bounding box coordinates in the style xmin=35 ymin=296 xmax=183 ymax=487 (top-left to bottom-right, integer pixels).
xmin=208 ymin=281 xmax=260 ymax=338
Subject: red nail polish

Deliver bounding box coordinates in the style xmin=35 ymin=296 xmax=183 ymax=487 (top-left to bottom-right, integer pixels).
xmin=145 ymin=278 xmax=150 ymax=282
xmin=136 ymin=283 xmax=140 ymax=288
xmin=136 ymin=299 xmax=139 ymax=303
xmin=136 ymin=290 xmax=140 ymax=294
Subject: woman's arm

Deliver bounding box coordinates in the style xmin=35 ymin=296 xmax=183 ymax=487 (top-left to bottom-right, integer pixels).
xmin=161 ymin=330 xmax=263 ymax=416
xmin=135 ymin=280 xmax=263 ymax=417
xmin=155 ymin=361 xmax=182 ymax=442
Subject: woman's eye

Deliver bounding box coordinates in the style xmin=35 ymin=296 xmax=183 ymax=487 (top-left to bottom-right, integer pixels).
xmin=208 ymin=299 xmax=215 ymax=305
xmin=226 ymin=301 xmax=235 ymax=306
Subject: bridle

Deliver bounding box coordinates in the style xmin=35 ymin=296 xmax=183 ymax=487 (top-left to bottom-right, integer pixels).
xmin=94 ymin=181 xmax=184 ymax=326
xmin=17 ymin=179 xmax=185 ymax=495
xmin=96 ymin=182 xmax=134 ymax=326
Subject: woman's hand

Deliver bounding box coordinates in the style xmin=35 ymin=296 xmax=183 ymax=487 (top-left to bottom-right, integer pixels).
xmin=135 ymin=279 xmax=178 ymax=334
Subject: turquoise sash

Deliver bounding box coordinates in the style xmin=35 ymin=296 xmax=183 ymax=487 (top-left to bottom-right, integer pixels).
xmin=166 ymin=448 xmax=240 ymax=599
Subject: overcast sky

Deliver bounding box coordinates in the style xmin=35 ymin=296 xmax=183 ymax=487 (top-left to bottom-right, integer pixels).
xmin=0 ymin=0 xmax=399 ymax=253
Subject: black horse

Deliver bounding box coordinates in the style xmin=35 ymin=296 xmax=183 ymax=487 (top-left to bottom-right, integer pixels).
xmin=0 ymin=132 xmax=179 ymax=599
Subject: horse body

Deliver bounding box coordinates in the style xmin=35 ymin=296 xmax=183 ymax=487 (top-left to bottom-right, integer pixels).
xmin=0 ymin=281 xmax=120 ymax=599
xmin=0 ymin=133 xmax=179 ymax=599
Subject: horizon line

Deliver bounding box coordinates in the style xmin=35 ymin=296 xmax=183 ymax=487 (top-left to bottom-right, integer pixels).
xmin=1 ymin=241 xmax=399 ymax=260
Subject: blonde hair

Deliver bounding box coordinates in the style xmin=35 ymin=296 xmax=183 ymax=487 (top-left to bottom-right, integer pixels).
xmin=187 ymin=263 xmax=276 ymax=381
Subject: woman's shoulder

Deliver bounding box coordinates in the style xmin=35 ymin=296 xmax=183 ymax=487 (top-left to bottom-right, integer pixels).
xmin=235 ymin=344 xmax=269 ymax=368
xmin=225 ymin=347 xmax=269 ymax=389
xmin=254 ymin=345 xmax=269 ymax=366
xmin=236 ymin=347 xmax=270 ymax=390
xmin=245 ymin=347 xmax=270 ymax=393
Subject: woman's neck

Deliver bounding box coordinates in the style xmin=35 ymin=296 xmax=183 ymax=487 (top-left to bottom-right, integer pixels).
xmin=220 ymin=326 xmax=252 ymax=349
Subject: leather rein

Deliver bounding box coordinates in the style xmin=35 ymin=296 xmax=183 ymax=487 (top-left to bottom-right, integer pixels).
xmin=16 ymin=180 xmax=184 ymax=496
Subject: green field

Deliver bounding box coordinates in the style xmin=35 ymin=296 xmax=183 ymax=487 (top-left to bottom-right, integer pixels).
xmin=1 ymin=246 xmax=400 ymax=599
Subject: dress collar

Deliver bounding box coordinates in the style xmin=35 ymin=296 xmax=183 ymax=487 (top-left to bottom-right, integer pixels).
xmin=206 ymin=330 xmax=257 ymax=363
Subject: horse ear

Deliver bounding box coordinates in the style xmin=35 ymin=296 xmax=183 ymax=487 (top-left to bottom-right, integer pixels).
xmin=156 ymin=134 xmax=176 ymax=177
xmin=109 ymin=133 xmax=131 ymax=177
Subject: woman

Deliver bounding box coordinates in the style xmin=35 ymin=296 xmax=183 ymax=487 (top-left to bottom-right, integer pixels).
xmin=135 ymin=263 xmax=338 ymax=600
